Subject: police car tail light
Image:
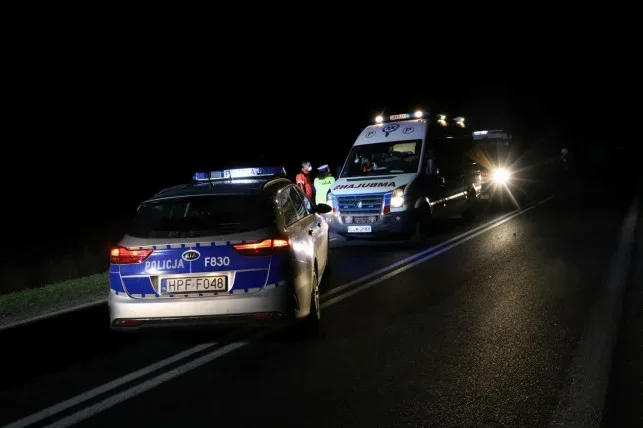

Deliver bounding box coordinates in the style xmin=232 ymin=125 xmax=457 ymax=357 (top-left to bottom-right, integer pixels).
xmin=232 ymin=238 xmax=291 ymax=257
xmin=110 ymin=247 xmax=153 ymax=264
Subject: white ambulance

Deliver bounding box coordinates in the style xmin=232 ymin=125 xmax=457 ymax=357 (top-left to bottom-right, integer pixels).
xmin=327 ymin=111 xmax=482 ymax=239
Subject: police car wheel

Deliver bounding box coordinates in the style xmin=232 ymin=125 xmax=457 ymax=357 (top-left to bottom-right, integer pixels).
xmin=310 ymin=268 xmax=320 ymax=321
xmin=300 ymin=268 xmax=320 ymax=336
xmin=323 ymin=233 xmax=331 ymax=276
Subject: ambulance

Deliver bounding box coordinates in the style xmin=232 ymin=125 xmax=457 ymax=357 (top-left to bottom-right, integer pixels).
xmin=327 ymin=111 xmax=482 ymax=239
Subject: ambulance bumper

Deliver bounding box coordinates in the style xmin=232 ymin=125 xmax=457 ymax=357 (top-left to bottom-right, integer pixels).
xmin=326 ymin=210 xmax=413 ymax=237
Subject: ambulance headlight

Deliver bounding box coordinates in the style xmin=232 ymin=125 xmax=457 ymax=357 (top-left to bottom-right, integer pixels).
xmin=326 ymin=192 xmax=333 ymax=206
xmin=492 ymin=168 xmax=511 ymax=184
xmin=391 ymin=187 xmax=405 ymax=208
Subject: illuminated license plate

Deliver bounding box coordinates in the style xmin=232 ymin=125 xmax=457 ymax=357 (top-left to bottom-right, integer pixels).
xmin=390 ymin=113 xmax=410 ymax=120
xmin=161 ymin=276 xmax=228 ymax=294
xmin=347 ymin=225 xmax=372 ymax=233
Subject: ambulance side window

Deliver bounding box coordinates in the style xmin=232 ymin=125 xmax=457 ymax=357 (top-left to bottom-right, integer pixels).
xmin=434 ymin=140 xmax=463 ymax=177
xmin=433 ymin=142 xmax=449 ymax=172
xmin=422 ymin=147 xmax=435 ymax=175
xmin=437 ymin=138 xmax=471 ymax=174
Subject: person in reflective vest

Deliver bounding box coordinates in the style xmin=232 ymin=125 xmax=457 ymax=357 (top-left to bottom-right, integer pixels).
xmin=296 ymin=160 xmax=314 ymax=201
xmin=314 ymin=164 xmax=335 ymax=205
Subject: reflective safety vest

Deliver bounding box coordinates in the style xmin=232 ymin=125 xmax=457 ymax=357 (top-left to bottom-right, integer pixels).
xmin=314 ymin=175 xmax=335 ymax=205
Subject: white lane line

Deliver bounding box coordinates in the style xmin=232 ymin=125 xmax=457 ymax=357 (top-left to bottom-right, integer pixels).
xmin=43 ymin=342 xmax=247 ymax=428
xmin=322 ymin=196 xmax=554 ymax=308
xmin=5 ymin=196 xmax=555 ymax=428
xmin=549 ymin=198 xmax=640 ymax=428
xmin=322 ymin=208 xmax=520 ymax=298
xmin=2 ymin=343 xmax=215 ymax=428
xmin=322 ymin=197 xmax=553 ymax=299
xmin=0 ymin=199 xmax=544 ymax=332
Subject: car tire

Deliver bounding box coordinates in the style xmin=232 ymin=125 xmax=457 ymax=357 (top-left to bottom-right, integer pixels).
xmin=410 ymin=220 xmax=423 ymax=241
xmin=300 ymin=268 xmax=320 ymax=338
xmin=322 ymin=234 xmax=331 ymax=279
xmin=409 ymin=205 xmax=432 ymax=241
xmin=462 ymin=187 xmax=478 ymax=221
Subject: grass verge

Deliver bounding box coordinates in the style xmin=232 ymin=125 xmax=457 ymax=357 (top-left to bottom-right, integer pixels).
xmin=0 ymin=272 xmax=108 ymax=328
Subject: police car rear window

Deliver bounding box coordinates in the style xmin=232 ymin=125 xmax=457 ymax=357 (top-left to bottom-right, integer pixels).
xmin=128 ymin=195 xmax=275 ymax=239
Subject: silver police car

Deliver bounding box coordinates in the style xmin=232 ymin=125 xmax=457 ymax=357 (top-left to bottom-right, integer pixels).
xmin=108 ymin=166 xmax=331 ymax=333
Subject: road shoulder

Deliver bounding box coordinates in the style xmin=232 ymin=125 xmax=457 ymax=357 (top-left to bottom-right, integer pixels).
xmin=602 ymin=200 xmax=643 ymax=427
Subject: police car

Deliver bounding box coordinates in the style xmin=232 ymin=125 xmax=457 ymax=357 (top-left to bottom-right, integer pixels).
xmin=108 ymin=166 xmax=332 ymax=333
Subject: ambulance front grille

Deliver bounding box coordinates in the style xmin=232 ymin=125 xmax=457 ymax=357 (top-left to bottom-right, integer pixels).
xmin=336 ymin=194 xmax=385 ymax=215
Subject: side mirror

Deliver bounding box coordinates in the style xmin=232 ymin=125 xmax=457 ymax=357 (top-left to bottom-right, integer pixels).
xmin=314 ymin=203 xmax=333 ymax=214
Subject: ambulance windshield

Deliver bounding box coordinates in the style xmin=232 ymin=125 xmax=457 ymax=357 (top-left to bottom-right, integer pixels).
xmin=340 ymin=140 xmax=421 ymax=178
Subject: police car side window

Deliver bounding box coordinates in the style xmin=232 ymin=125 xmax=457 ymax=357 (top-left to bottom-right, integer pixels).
xmin=289 ymin=187 xmax=309 ymax=220
xmin=280 ymin=188 xmax=298 ymax=227
xmin=293 ymin=186 xmax=312 ymax=214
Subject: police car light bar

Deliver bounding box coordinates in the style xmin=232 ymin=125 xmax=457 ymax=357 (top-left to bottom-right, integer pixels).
xmin=192 ymin=166 xmax=286 ymax=182
xmin=374 ymin=110 xmax=425 ymax=123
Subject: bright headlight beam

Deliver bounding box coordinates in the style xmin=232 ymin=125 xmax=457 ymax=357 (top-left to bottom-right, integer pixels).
xmin=492 ymin=168 xmax=511 ymax=184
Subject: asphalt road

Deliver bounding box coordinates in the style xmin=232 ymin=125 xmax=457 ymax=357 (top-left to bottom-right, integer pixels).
xmin=0 ymin=182 xmax=640 ymax=428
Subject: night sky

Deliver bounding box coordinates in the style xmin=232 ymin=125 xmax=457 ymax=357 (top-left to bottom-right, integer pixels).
xmin=2 ymin=38 xmax=633 ymax=288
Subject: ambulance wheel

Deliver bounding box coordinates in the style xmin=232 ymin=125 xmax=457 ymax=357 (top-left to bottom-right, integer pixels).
xmin=462 ymin=187 xmax=479 ymax=222
xmin=409 ymin=206 xmax=432 ymax=241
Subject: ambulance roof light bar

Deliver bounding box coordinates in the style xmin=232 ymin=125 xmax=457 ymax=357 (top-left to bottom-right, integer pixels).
xmin=192 ymin=166 xmax=286 ymax=182
xmin=374 ymin=110 xmax=426 ymax=124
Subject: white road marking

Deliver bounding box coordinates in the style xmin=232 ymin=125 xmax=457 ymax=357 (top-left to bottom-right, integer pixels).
xmin=322 ymin=196 xmax=554 ymax=308
xmin=0 ymin=201 xmax=537 ymax=331
xmin=44 ymin=342 xmax=248 ymax=428
xmin=3 ymin=196 xmax=555 ymax=428
xmin=3 ymin=343 xmax=215 ymax=428
xmin=549 ymin=198 xmax=639 ymax=428
xmin=321 ymin=206 xmax=525 ymax=299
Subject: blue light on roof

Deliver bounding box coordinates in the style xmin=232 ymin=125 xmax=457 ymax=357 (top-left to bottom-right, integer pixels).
xmin=192 ymin=166 xmax=286 ymax=182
